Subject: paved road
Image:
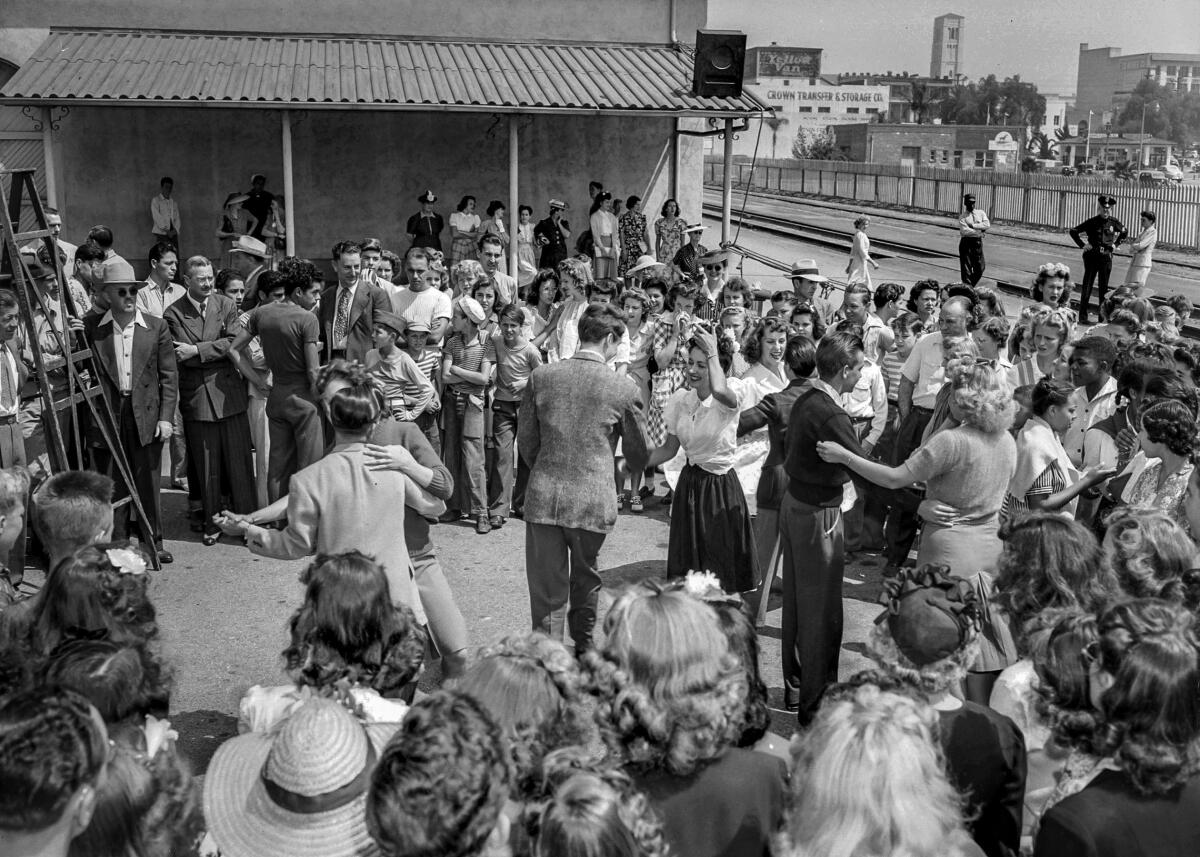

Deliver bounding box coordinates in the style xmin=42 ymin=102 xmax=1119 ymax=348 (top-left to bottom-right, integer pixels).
xmin=12 ymin=482 xmax=885 ymax=773
xmin=705 ymin=189 xmax=1200 ymax=309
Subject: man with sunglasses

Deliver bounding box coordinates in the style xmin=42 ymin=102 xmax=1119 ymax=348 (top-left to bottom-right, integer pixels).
xmin=84 ymin=259 xmax=178 ymax=564
xmin=1069 ymin=195 xmax=1128 ymax=325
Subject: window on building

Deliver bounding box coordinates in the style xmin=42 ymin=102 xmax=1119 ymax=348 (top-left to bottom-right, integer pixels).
xmin=798 ymin=106 xmax=812 ymax=113
xmin=771 ymin=105 xmax=784 ymax=112
xmin=817 ymin=106 xmax=831 ymax=114
xmin=948 ymin=27 xmax=958 ymax=39
xmin=974 ymin=151 xmax=996 ymax=168
xmin=847 ymin=107 xmax=860 ymax=114
xmin=953 ymin=150 xmax=963 ymax=167
xmin=1053 ymin=114 xmax=1061 ymax=125
xmin=1168 ymin=65 xmax=1177 ymax=76
xmin=783 ymin=80 xmax=790 ymax=86
xmin=865 ymin=107 xmax=879 ymax=114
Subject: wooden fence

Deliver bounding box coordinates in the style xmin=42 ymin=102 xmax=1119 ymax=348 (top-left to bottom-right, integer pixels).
xmin=705 ymin=157 xmax=1200 ymax=250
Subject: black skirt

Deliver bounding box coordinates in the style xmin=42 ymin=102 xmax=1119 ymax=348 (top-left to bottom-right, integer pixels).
xmin=667 ymin=463 xmax=760 ymax=594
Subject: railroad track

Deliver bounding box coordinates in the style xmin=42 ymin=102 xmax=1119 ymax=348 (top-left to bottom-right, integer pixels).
xmin=703 ymin=201 xmax=1200 ymax=339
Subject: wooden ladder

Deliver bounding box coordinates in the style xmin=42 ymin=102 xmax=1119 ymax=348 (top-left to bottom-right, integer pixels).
xmin=0 ymin=168 xmax=161 ymax=569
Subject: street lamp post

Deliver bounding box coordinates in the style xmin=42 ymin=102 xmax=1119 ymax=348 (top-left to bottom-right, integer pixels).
xmin=1139 ymin=101 xmax=1158 ymax=167
xmin=1084 ymin=110 xmax=1093 ymax=165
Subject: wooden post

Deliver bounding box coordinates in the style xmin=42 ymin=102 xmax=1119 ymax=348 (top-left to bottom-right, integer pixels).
xmin=40 ymin=108 xmax=58 ymax=209
xmin=281 ymin=111 xmax=296 ymax=257
xmin=721 ymin=118 xmax=734 ymax=244
xmin=508 ymin=115 xmax=519 ymax=279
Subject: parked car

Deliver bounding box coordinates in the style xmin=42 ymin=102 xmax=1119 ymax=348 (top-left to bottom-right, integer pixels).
xmin=1160 ymin=163 xmax=1184 ymax=182
xmin=1061 ymin=165 xmax=1077 ymax=176
xmin=1139 ymin=170 xmax=1169 ymax=187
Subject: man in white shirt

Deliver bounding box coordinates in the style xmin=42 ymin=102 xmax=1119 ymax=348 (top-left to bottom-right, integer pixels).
xmin=1064 ymin=336 xmax=1119 ymax=468
xmin=391 ymin=249 xmax=452 ymax=347
xmin=83 ymin=259 xmax=178 ymax=565
xmin=888 ymin=296 xmax=971 ymax=567
xmin=23 ymin=208 xmax=77 ymax=271
xmin=958 ymin=193 xmax=990 ymax=286
xmin=137 ymin=241 xmax=184 ymax=319
xmin=150 ymin=176 xmax=181 ymax=248
xmin=479 ymin=234 xmax=516 ymax=305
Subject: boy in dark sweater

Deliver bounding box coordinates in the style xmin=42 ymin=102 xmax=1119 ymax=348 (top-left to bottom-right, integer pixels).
xmin=779 ymin=331 xmax=865 ymax=724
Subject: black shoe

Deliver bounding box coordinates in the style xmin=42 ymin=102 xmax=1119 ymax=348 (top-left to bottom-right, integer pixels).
xmin=510 ymin=507 xmax=524 ymax=519
xmin=488 ymin=515 xmax=506 ymax=529
xmin=202 ymin=533 xmax=219 ymax=547
xmin=438 ymin=509 xmax=462 ymax=524
xmin=783 ymin=685 xmax=800 ymax=713
xmin=475 ymin=515 xmax=492 ymax=535
xmin=157 ymin=548 xmax=174 ymax=565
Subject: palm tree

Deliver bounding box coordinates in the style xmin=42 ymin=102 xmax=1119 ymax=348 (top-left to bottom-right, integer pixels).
xmin=764 ymin=116 xmax=788 ymax=160
xmin=1028 ymin=131 xmax=1056 ymax=159
xmin=908 ymin=81 xmax=942 ymax=124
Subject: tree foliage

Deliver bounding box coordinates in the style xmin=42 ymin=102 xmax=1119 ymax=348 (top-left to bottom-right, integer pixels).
xmin=791 ymin=127 xmax=839 ymax=160
xmin=1028 ymin=131 xmax=1056 ymax=158
xmin=937 ymin=75 xmax=1046 ymax=127
xmin=1116 ymin=78 xmax=1200 ymax=147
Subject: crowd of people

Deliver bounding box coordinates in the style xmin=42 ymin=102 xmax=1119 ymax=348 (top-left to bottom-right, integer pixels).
xmin=1 ymin=180 xmax=1200 ymax=857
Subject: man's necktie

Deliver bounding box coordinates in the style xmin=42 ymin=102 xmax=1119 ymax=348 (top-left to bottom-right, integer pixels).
xmin=333 ymin=289 xmax=351 ymax=343
xmin=0 ymin=350 xmax=14 ymax=412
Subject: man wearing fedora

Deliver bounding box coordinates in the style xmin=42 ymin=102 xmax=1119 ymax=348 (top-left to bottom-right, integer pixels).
xmin=671 ymin=223 xmax=706 ymax=280
xmin=958 ymin=193 xmax=990 ymax=286
xmin=534 ymin=199 xmax=571 ymax=271
xmin=406 ymin=191 xmax=444 ymax=253
xmin=85 ymin=258 xmax=179 ymax=564
xmin=319 ymin=240 xmax=390 ymax=364
xmin=790 ymin=260 xmax=836 ymax=325
xmin=229 ymin=235 xmax=270 ymax=310
xmin=1070 ymin=195 xmax=1128 ymax=325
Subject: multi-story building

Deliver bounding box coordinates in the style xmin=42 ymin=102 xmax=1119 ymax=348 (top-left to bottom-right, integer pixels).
xmin=930 ymin=14 xmax=964 ymax=80
xmin=836 ymin=72 xmax=957 ymax=124
xmin=1073 ymin=43 xmax=1200 ymax=123
xmin=832 ymin=123 xmax=1027 ymax=170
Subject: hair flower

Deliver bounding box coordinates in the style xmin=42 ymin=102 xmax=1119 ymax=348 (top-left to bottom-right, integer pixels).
xmin=682 ymin=569 xmax=722 ymax=597
xmin=141 ymin=714 xmax=178 ymax=759
xmin=106 ymin=547 xmax=148 ymax=576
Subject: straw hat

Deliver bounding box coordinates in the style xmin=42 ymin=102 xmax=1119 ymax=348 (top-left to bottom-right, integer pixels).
xmin=789 ymin=259 xmax=828 ymax=282
xmin=203 ymin=698 xmax=398 ymax=857
xmin=683 ymin=223 xmax=705 ymax=234
xmin=548 ymin=198 xmax=569 ymax=211
xmin=229 ymin=235 xmax=269 ymax=259
xmin=99 ymin=258 xmax=140 ymax=286
xmin=626 ymin=255 xmax=664 ymax=275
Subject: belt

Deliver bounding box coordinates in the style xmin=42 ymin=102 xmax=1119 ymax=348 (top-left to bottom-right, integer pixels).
xmin=850 ymin=415 xmax=873 ymax=426
xmin=0 ymin=414 xmax=16 ymax=426
xmin=330 ymin=348 xmax=348 ymax=360
xmin=119 ymin=390 xmax=132 ymax=398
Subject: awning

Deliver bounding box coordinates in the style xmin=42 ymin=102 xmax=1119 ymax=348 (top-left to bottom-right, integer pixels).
xmin=0 ymin=29 xmax=767 ymax=118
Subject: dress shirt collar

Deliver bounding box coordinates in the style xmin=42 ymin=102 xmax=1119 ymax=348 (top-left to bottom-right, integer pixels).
xmin=187 ymin=294 xmax=207 ymax=314
xmin=99 ymin=309 xmax=149 ymax=329
xmin=811 ymin=378 xmax=844 ymax=403
xmin=1080 ymin=376 xmax=1117 ymax=404
xmin=572 ymin=349 xmax=606 ymax=365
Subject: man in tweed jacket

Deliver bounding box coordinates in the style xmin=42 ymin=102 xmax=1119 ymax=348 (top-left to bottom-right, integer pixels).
xmin=518 ymin=304 xmax=649 ymax=654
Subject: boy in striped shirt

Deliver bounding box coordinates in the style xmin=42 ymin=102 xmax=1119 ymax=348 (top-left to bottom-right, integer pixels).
xmin=398 ymin=319 xmax=443 ymax=455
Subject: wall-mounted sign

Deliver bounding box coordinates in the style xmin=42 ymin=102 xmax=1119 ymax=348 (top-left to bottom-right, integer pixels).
xmin=754 ymin=48 xmax=822 ymax=79
xmin=988 ymin=131 xmax=1019 ymax=151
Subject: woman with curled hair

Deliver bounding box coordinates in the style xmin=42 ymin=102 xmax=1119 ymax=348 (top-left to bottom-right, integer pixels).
xmin=742 ymin=315 xmax=794 ymax=393
xmin=1102 ymin=507 xmax=1195 ymax=601
xmin=818 ymin=359 xmax=1017 ymax=581
xmin=1015 ymin=307 xmax=1074 ymax=388
xmin=1034 ymin=599 xmax=1200 ymax=856
xmin=1031 ymin=262 xmax=1073 ymax=312
xmin=1123 ymin=398 xmax=1197 ymax=527
xmin=216 ymin=360 xmax=445 ymax=624
xmin=454 ymin=632 xmax=594 ymax=800
xmin=647 ymin=282 xmax=702 ymax=448
xmin=788 ymin=302 xmax=826 ymax=343
xmin=0 ymin=542 xmax=159 ymax=659
xmin=238 ymin=552 xmax=425 ymax=732
xmin=783 ymin=683 xmax=982 ymax=857
xmin=524 ymin=747 xmax=668 ymax=857
xmin=584 ymin=583 xmax=785 ymax=857
xmin=644 ymin=330 xmax=760 ymax=593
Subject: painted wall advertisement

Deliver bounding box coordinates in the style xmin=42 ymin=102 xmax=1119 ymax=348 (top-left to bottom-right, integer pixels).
xmin=753 ymin=82 xmax=890 ymax=131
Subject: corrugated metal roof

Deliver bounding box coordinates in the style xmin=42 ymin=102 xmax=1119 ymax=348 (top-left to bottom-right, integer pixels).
xmin=0 ymin=30 xmax=766 ymax=116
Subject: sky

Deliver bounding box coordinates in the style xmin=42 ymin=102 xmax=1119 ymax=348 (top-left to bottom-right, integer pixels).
xmin=708 ymin=0 xmax=1200 ymax=95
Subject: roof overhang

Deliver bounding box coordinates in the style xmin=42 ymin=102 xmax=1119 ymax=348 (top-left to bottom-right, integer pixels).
xmin=0 ymin=29 xmax=770 ymax=119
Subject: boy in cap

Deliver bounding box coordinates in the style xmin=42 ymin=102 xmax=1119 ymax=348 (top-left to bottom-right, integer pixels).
xmin=399 ymin=319 xmax=443 ymax=454
xmin=365 ymin=311 xmax=435 ymax=423
xmin=1069 ymin=195 xmax=1128 ymax=325
xmin=958 ymin=193 xmax=990 ymax=286
xmin=442 ymin=296 xmax=491 ymax=533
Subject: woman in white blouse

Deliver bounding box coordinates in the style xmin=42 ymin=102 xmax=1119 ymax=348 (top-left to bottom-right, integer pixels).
xmin=644 ymin=329 xmax=759 ymax=594
xmin=589 ymin=191 xmax=620 ymax=281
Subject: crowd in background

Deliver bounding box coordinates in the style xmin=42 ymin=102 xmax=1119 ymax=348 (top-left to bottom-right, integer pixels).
xmin=1 ymin=176 xmax=1200 ymax=857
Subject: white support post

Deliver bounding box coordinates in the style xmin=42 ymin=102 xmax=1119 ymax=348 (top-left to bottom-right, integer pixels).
xmin=721 ymin=118 xmax=734 ymax=245
xmin=40 ymin=108 xmax=58 ymax=208
xmin=508 ymin=115 xmax=519 ymax=281
xmin=281 ymin=110 xmax=296 ymax=257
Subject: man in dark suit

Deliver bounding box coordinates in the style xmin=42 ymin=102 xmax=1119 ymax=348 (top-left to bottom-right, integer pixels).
xmin=319 ymin=240 xmax=390 ymax=363
xmin=84 ymin=259 xmax=178 ymax=564
xmin=165 ymin=256 xmax=256 ymax=545
xmin=518 ymin=305 xmax=649 ymax=655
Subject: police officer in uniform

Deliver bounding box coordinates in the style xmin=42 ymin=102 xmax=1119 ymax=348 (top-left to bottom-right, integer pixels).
xmin=534 ymin=199 xmax=571 ymax=271
xmin=1069 ymin=195 xmax=1128 ymax=325
xmin=957 ymin=193 xmax=989 ymax=286
xmin=406 ymin=191 xmax=445 ymax=252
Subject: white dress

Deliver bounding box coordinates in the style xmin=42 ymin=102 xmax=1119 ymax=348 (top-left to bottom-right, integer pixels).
xmin=847 ymin=230 xmax=873 ymax=287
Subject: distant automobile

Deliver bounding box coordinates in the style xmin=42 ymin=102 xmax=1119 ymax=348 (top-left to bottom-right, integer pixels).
xmin=1160 ymin=163 xmax=1184 ymax=182
xmin=1061 ymin=165 xmax=1077 ymax=176
xmin=1139 ymin=170 xmax=1169 ymax=187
